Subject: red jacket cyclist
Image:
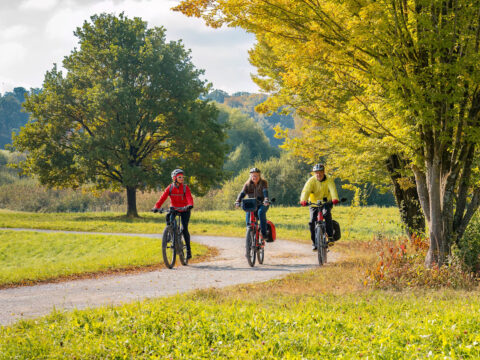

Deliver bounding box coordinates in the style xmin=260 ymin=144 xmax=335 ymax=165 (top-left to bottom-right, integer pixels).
xmin=152 ymin=169 xmax=194 ymax=259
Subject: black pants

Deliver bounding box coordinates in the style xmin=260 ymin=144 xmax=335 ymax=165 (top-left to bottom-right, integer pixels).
xmin=309 ymin=207 xmax=333 ymax=244
xmin=167 ymin=210 xmax=191 ymax=254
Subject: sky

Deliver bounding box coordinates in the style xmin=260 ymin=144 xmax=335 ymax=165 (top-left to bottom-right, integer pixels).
xmin=0 ymin=0 xmax=259 ymax=95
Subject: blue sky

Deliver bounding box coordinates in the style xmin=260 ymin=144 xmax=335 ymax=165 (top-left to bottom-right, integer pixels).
xmin=0 ymin=0 xmax=259 ymax=94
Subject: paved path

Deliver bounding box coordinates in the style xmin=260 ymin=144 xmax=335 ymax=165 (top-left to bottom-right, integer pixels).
xmin=0 ymin=229 xmax=339 ymax=326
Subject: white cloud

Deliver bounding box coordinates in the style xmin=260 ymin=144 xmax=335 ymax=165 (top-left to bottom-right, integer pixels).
xmin=19 ymin=0 xmax=59 ymax=11
xmin=0 ymin=42 xmax=27 ymax=68
xmin=0 ymin=25 xmax=31 ymax=40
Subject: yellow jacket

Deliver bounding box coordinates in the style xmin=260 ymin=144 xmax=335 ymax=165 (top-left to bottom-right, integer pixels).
xmin=300 ymin=176 xmax=339 ymax=203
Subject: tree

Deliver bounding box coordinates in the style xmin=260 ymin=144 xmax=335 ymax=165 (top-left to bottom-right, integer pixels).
xmin=14 ymin=13 xmax=228 ymax=217
xmin=0 ymin=87 xmax=31 ymax=149
xmin=175 ymin=0 xmax=480 ymax=266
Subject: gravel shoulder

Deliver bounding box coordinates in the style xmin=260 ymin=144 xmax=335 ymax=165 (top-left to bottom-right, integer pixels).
xmin=0 ymin=230 xmax=340 ymax=326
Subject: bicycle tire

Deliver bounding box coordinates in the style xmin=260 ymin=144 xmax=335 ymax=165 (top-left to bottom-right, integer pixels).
xmin=321 ymin=231 xmax=328 ymax=264
xmin=315 ymin=225 xmax=324 ymax=266
xmin=257 ymin=238 xmax=264 ymax=264
xmin=246 ymin=227 xmax=256 ymax=267
xmin=177 ymin=228 xmax=188 ymax=266
xmin=162 ymin=226 xmax=176 ymax=269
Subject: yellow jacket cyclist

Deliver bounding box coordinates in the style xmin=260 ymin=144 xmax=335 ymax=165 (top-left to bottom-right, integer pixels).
xmin=300 ymin=163 xmax=339 ymax=250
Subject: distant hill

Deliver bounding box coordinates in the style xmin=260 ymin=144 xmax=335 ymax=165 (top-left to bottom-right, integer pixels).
xmin=204 ymin=89 xmax=294 ymax=147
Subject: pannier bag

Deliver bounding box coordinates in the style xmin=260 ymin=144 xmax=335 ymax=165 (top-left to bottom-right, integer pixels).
xmin=266 ymin=220 xmax=276 ymax=242
xmin=241 ymin=198 xmax=258 ymax=212
xmin=332 ymin=219 xmax=341 ymax=241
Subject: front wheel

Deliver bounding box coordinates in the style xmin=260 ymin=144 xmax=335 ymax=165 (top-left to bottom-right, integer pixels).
xmin=257 ymin=238 xmax=264 ymax=264
xmin=315 ymin=225 xmax=324 ymax=266
xmin=162 ymin=226 xmax=176 ymax=269
xmin=246 ymin=228 xmax=256 ymax=267
xmin=177 ymin=229 xmax=188 ymax=266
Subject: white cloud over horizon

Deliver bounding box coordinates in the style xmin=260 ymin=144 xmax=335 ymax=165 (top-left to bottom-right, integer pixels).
xmin=0 ymin=0 xmax=259 ymax=95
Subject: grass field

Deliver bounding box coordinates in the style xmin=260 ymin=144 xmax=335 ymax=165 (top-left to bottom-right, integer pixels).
xmin=0 ymin=205 xmax=404 ymax=242
xmin=1 ymin=240 xmax=479 ymax=359
xmin=0 ymin=230 xmax=209 ymax=287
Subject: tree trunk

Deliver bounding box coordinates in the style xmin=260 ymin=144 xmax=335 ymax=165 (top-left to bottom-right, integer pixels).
xmin=126 ymin=186 xmax=139 ymax=218
xmin=386 ymin=155 xmax=426 ymax=236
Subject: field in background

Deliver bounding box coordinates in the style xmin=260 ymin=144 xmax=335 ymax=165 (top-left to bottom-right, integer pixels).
xmin=0 ymin=205 xmax=403 ymax=242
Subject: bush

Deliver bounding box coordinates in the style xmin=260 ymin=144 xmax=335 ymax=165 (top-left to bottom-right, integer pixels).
xmin=455 ymin=213 xmax=480 ymax=272
xmin=365 ymin=234 xmax=477 ymax=290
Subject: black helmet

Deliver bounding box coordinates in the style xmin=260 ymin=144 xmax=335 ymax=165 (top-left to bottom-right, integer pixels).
xmin=312 ymin=163 xmax=324 ymax=172
xmin=249 ymin=167 xmax=261 ymax=173
xmin=171 ymin=168 xmax=184 ymax=179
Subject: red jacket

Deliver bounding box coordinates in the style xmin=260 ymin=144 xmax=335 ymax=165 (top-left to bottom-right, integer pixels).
xmin=155 ymin=183 xmax=194 ymax=209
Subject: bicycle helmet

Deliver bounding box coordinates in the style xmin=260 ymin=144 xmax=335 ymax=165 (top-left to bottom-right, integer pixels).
xmin=312 ymin=163 xmax=324 ymax=172
xmin=249 ymin=167 xmax=261 ymax=173
xmin=171 ymin=168 xmax=184 ymax=179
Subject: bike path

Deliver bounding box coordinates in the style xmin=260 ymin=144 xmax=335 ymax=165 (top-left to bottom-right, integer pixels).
xmin=0 ymin=228 xmax=340 ymax=326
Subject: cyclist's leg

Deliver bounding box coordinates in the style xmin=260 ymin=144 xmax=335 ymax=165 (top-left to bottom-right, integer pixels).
xmin=309 ymin=207 xmax=318 ymax=245
xmin=258 ymin=205 xmax=268 ymax=237
xmin=180 ymin=211 xmax=192 ymax=257
xmin=245 ymin=211 xmax=250 ymax=227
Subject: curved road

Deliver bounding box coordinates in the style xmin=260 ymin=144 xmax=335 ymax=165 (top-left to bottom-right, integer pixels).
xmin=0 ymin=229 xmax=339 ymax=326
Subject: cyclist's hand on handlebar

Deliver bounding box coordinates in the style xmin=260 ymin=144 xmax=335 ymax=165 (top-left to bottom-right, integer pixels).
xmin=187 ymin=205 xmax=193 ymax=210
xmin=300 ymin=201 xmax=307 ymax=207
xmin=234 ymin=201 xmax=240 ymax=208
xmin=332 ymin=199 xmax=339 ymax=205
xmin=151 ymin=207 xmax=159 ymax=213
xmin=263 ymin=198 xmax=270 ymax=206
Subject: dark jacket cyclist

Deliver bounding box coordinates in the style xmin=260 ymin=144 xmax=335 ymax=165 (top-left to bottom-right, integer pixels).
xmin=152 ymin=169 xmax=194 ymax=259
xmin=300 ymin=163 xmax=339 ymax=250
xmin=235 ymin=167 xmax=270 ymax=240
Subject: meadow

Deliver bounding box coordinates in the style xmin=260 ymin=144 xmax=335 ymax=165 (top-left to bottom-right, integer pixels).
xmin=2 ymin=206 xmax=479 ymax=358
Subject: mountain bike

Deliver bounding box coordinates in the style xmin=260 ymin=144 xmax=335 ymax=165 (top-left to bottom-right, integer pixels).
xmin=240 ymin=198 xmax=275 ymax=267
xmin=155 ymin=206 xmax=189 ymax=269
xmin=307 ymin=198 xmax=346 ymax=266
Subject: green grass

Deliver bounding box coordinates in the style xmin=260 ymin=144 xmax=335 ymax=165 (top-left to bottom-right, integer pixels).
xmin=1 ymin=290 xmax=479 ymax=358
xmin=0 ymin=230 xmax=208 ymax=287
xmin=0 ymin=205 xmax=404 ymax=242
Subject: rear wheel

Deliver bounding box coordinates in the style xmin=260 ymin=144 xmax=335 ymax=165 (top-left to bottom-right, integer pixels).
xmin=246 ymin=228 xmax=256 ymax=267
xmin=177 ymin=228 xmax=188 ymax=266
xmin=162 ymin=226 xmax=176 ymax=269
xmin=315 ymin=226 xmax=324 ymax=266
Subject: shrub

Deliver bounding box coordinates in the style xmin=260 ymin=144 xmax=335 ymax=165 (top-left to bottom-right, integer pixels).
xmin=365 ymin=234 xmax=477 ymax=290
xmin=455 ymin=213 xmax=480 ymax=273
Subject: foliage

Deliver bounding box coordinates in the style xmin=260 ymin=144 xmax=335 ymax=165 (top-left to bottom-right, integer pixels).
xmin=455 ymin=213 xmax=480 ymax=273
xmin=216 ymin=104 xmax=279 ymax=176
xmin=366 ymin=235 xmax=477 ymax=290
xmin=13 ymin=13 xmax=227 ymax=217
xmin=0 ymin=87 xmax=33 ymax=149
xmin=205 ymin=89 xmax=294 ymax=147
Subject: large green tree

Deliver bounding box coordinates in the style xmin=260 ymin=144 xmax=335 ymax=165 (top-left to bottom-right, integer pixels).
xmin=14 ymin=13 xmax=227 ymax=217
xmin=176 ymin=0 xmax=480 ymax=266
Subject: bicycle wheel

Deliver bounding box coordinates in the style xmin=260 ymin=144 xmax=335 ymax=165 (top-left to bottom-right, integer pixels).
xmin=257 ymin=237 xmax=264 ymax=264
xmin=162 ymin=226 xmax=176 ymax=269
xmin=177 ymin=228 xmax=188 ymax=266
xmin=315 ymin=225 xmax=324 ymax=266
xmin=321 ymin=231 xmax=328 ymax=264
xmin=246 ymin=228 xmax=256 ymax=267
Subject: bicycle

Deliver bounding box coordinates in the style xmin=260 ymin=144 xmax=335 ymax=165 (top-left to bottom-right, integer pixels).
xmin=307 ymin=198 xmax=346 ymax=266
xmin=239 ymin=197 xmax=275 ymax=267
xmin=154 ymin=206 xmax=189 ymax=269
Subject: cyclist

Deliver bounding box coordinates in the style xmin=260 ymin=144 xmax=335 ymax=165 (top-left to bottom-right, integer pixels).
xmin=235 ymin=167 xmax=270 ymax=241
xmin=300 ymin=163 xmax=339 ymax=250
xmin=152 ymin=169 xmax=194 ymax=259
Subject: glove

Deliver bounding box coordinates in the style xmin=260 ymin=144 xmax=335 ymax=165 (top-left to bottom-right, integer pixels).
xmin=151 ymin=207 xmax=159 ymax=213
xmin=332 ymin=199 xmax=339 ymax=205
xmin=187 ymin=205 xmax=193 ymax=210
xmin=300 ymin=201 xmax=307 ymax=207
